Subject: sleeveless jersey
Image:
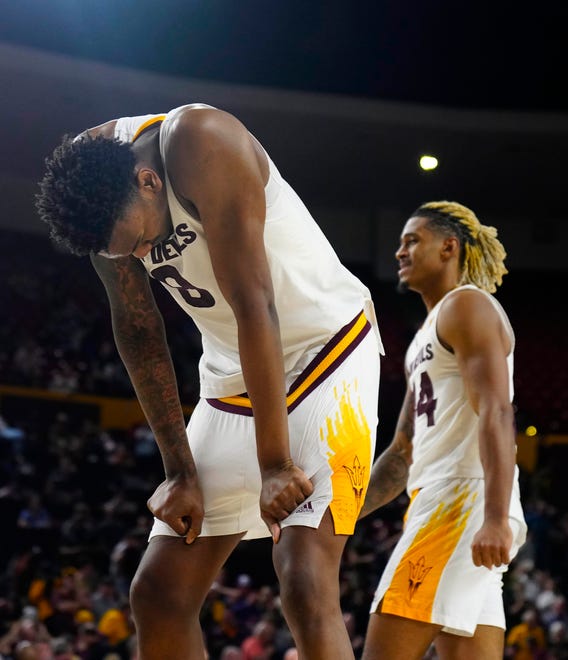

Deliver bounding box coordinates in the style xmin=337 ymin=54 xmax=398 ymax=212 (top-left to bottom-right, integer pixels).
xmin=405 ymin=285 xmax=515 ymax=492
xmin=114 ymin=105 xmax=382 ymax=398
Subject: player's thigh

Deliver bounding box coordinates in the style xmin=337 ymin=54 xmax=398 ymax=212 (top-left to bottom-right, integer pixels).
xmin=362 ymin=611 xmax=440 ymax=660
xmin=273 ymin=509 xmax=347 ymax=583
xmin=436 ymin=625 xmax=504 ymax=660
xmin=179 ymin=398 xmax=267 ymax=539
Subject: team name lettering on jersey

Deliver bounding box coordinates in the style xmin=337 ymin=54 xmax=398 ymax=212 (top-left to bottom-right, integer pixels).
xmin=407 ymin=343 xmax=433 ymax=376
xmin=150 ymin=223 xmax=197 ymax=264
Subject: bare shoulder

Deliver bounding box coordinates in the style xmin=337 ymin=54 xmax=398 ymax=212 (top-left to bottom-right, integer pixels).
xmin=164 ymin=104 xmax=249 ymax=151
xmin=163 ymin=104 xmax=266 ymax=198
xmin=441 ymin=287 xmax=498 ymax=321
xmin=438 ymin=288 xmax=505 ymax=349
xmin=168 ymin=104 xmax=242 ymax=129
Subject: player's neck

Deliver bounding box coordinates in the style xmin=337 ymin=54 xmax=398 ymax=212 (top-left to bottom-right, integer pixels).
xmin=421 ymin=282 xmax=460 ymax=313
xmin=133 ymin=127 xmax=163 ymax=175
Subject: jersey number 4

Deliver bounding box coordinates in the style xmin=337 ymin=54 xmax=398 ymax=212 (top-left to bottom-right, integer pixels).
xmin=414 ymin=371 xmax=437 ymax=427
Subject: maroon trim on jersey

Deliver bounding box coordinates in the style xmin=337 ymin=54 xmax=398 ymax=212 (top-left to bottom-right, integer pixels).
xmin=206 ymin=310 xmax=371 ymax=417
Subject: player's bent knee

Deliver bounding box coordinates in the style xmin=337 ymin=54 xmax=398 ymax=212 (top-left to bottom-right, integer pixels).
xmin=130 ymin=562 xmax=201 ymax=621
xmin=278 ymin=562 xmax=336 ymax=621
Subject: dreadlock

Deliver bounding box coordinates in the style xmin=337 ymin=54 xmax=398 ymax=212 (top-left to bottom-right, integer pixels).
xmin=411 ymin=200 xmax=508 ymax=293
xmin=35 ymin=134 xmax=137 ymax=256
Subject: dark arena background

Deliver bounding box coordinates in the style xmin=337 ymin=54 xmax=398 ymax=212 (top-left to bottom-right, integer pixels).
xmin=0 ymin=2 xmax=567 ymax=658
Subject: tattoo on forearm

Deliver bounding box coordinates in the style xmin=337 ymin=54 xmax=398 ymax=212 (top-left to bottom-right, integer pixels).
xmin=109 ymin=261 xmax=193 ymax=472
xmin=361 ymin=451 xmax=409 ymax=516
xmin=360 ymin=389 xmax=414 ymax=518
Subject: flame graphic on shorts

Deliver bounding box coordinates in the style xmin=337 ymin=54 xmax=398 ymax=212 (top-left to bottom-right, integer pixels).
xmin=381 ymin=484 xmax=476 ymax=621
xmin=320 ymin=381 xmax=371 ymax=534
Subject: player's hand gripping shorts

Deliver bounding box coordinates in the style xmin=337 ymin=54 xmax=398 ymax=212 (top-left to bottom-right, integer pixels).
xmin=150 ymin=310 xmax=381 ymax=540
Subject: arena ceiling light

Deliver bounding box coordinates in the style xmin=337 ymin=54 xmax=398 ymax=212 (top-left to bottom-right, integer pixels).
xmin=419 ymin=154 xmax=439 ymax=171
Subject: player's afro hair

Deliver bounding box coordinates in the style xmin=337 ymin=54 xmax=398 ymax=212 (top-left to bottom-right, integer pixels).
xmin=36 ymin=134 xmax=137 ymax=256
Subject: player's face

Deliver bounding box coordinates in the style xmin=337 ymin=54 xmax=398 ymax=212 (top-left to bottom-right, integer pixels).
xmin=395 ymin=215 xmax=446 ymax=292
xmin=101 ymin=186 xmax=172 ymax=259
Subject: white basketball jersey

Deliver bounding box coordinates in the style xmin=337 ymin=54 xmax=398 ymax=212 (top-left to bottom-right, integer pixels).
xmin=114 ymin=105 xmax=382 ymax=398
xmin=405 ymin=285 xmax=515 ymax=492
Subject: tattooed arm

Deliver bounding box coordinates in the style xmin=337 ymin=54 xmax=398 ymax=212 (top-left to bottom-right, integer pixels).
xmin=91 ymin=253 xmax=203 ymax=544
xmin=359 ymin=386 xmax=414 ymax=519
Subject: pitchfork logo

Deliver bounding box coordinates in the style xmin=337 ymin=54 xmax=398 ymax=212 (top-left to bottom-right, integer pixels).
xmin=344 ymin=455 xmax=365 ymax=508
xmin=407 ymin=556 xmax=432 ymax=601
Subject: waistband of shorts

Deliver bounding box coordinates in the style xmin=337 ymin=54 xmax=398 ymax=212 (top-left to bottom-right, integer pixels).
xmin=206 ymin=310 xmax=371 ymax=417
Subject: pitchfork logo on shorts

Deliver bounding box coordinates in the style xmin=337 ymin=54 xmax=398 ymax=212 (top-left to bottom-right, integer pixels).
xmin=407 ymin=555 xmax=432 ymax=601
xmin=344 ymin=455 xmax=365 ymax=507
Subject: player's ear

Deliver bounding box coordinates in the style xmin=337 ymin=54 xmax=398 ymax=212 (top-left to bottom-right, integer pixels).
xmin=135 ymin=167 xmax=163 ymax=194
xmin=441 ymin=236 xmax=459 ymax=261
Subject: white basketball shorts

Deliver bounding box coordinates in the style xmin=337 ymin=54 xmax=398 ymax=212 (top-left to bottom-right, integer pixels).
xmin=370 ymin=477 xmax=527 ymax=636
xmin=150 ymin=310 xmax=381 ymax=540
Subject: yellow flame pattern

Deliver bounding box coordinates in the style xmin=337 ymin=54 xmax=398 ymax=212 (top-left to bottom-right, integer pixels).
xmin=381 ymin=483 xmax=476 ymax=621
xmin=320 ymin=380 xmax=372 ymax=534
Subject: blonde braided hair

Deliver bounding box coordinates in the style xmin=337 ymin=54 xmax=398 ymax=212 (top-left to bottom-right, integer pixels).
xmin=414 ymin=201 xmax=508 ymax=293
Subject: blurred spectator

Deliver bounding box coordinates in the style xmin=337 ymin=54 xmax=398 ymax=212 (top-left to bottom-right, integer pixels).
xmin=227 ymin=574 xmax=262 ymax=639
xmin=536 ymin=575 xmax=565 ymax=627
xmin=17 ymin=495 xmax=52 ymax=531
xmin=220 ymin=647 xmax=244 ymax=660
xmin=90 ymin=579 xmax=120 ymax=623
xmin=48 ymin=359 xmax=80 ymax=394
xmin=109 ymin=533 xmax=146 ymax=600
xmin=51 ymin=636 xmax=80 ymax=659
xmin=0 ymin=606 xmax=51 ymax=658
xmin=240 ymin=619 xmax=276 ymax=660
xmin=13 ymin=640 xmax=53 ymax=660
xmin=548 ymin=621 xmax=568 ymax=660
xmin=506 ymin=607 xmax=548 ymax=659
xmin=96 ymin=599 xmax=133 ymax=659
xmin=545 ymin=596 xmax=568 ymax=631
xmin=45 ymin=569 xmax=91 ymax=637
xmin=60 ymin=503 xmax=97 ymax=553
xmin=11 ymin=338 xmax=46 ymax=388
